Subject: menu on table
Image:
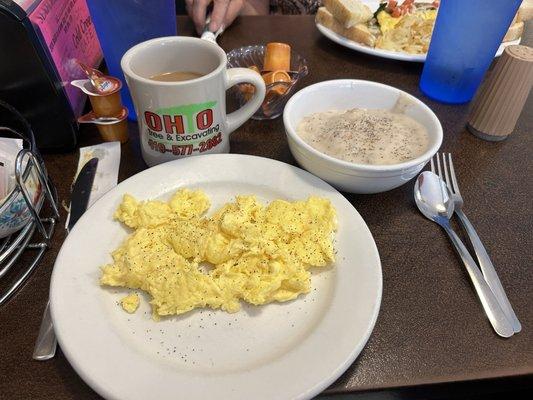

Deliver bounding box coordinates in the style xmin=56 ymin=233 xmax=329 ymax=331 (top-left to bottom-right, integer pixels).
xmin=26 ymin=0 xmax=102 ymax=116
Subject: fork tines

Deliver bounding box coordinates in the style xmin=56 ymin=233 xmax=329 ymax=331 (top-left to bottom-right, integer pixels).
xmin=431 ymin=153 xmax=460 ymax=195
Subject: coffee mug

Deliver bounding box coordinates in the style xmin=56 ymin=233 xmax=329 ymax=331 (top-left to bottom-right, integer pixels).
xmin=121 ymin=37 xmax=266 ymax=166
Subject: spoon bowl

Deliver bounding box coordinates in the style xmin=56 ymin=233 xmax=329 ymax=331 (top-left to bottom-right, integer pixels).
xmin=414 ymin=171 xmax=454 ymax=221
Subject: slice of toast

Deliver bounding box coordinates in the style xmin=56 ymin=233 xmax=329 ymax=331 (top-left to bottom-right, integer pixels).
xmin=503 ymin=21 xmax=524 ymax=42
xmin=316 ymin=7 xmax=376 ymax=47
xmin=518 ymin=0 xmax=533 ymax=21
xmin=323 ymin=0 xmax=373 ymax=28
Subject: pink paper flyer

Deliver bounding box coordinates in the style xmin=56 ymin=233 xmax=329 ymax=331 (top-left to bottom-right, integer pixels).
xmin=29 ymin=0 xmax=102 ymax=116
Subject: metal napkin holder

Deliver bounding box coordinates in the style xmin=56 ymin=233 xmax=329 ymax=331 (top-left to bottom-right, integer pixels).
xmin=0 ymin=127 xmax=59 ymax=306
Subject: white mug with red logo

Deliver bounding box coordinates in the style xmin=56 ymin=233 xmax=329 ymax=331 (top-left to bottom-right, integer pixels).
xmin=121 ymin=37 xmax=266 ymax=166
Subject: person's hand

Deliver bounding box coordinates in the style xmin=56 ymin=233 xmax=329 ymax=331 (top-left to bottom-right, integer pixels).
xmin=186 ymin=0 xmax=245 ymax=35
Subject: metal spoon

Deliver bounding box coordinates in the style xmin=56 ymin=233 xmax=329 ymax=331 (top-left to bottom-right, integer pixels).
xmin=414 ymin=171 xmax=514 ymax=338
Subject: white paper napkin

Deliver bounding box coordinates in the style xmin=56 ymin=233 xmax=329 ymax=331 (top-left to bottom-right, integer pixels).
xmin=65 ymin=142 xmax=121 ymax=228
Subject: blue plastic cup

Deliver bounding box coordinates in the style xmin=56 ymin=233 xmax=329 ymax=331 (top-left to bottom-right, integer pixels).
xmin=419 ymin=0 xmax=522 ymax=104
xmin=86 ymin=0 xmax=177 ymax=120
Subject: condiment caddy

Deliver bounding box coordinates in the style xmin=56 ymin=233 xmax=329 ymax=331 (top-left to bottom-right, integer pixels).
xmin=0 ymin=101 xmax=59 ymax=306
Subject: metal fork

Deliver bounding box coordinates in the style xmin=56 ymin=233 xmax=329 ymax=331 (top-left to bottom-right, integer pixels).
xmin=432 ymin=153 xmax=521 ymax=333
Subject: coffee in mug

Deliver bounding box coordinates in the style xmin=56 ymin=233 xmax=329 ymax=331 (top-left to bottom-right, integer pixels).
xmin=121 ymin=37 xmax=266 ymax=166
xmin=150 ymin=71 xmax=204 ymax=82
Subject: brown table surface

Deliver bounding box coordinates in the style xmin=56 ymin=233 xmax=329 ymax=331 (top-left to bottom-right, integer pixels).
xmin=1 ymin=15 xmax=532 ymax=400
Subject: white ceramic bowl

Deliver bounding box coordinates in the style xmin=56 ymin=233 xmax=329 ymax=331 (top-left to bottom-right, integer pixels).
xmin=283 ymin=80 xmax=443 ymax=194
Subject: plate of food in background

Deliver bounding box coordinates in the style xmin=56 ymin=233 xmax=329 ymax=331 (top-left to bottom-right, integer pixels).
xmin=316 ymin=0 xmax=529 ymax=62
xmin=50 ymin=154 xmax=382 ymax=400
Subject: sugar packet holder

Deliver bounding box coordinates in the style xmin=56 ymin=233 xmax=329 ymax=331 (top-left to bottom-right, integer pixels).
xmin=0 ymin=138 xmax=23 ymax=200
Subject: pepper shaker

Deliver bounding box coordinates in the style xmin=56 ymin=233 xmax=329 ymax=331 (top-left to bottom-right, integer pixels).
xmin=467 ymin=45 xmax=533 ymax=141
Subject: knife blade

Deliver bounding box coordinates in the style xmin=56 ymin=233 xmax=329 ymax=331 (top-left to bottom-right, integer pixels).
xmin=33 ymin=157 xmax=98 ymax=361
xmin=68 ymin=157 xmax=98 ymax=232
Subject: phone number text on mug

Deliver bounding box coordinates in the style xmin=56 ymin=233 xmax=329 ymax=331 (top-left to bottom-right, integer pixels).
xmin=147 ymin=131 xmax=222 ymax=155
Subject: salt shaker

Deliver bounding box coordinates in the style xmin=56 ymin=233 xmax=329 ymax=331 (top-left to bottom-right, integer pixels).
xmin=467 ymin=45 xmax=533 ymax=141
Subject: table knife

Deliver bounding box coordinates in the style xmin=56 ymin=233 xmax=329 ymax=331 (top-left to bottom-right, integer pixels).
xmin=33 ymin=158 xmax=98 ymax=361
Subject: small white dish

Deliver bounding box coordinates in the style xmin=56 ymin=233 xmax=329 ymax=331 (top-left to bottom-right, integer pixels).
xmin=283 ymin=80 xmax=443 ymax=194
xmin=316 ymin=0 xmax=520 ymax=63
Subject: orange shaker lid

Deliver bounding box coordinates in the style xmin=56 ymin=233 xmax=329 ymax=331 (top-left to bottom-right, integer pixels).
xmin=263 ymin=42 xmax=291 ymax=72
xmin=262 ymin=70 xmax=291 ymax=85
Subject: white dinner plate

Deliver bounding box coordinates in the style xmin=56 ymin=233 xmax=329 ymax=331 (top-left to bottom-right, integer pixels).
xmin=316 ymin=0 xmax=520 ymax=63
xmin=50 ymin=154 xmax=382 ymax=400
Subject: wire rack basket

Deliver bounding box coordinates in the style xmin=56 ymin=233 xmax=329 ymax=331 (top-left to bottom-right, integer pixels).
xmin=0 ymin=101 xmax=59 ymax=306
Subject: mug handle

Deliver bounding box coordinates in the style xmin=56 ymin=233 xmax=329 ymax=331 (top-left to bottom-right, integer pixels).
xmin=224 ymin=68 xmax=266 ymax=133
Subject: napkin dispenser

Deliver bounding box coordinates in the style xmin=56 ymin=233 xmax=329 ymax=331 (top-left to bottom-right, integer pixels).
xmin=0 ymin=0 xmax=102 ymax=150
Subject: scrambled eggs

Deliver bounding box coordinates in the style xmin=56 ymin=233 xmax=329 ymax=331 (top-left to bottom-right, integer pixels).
xmin=374 ymin=6 xmax=437 ymax=54
xmin=100 ymin=189 xmax=336 ymax=319
xmin=376 ymin=10 xmax=402 ymax=33
xmin=120 ymin=292 xmax=140 ymax=313
xmin=376 ymin=9 xmax=436 ymax=33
